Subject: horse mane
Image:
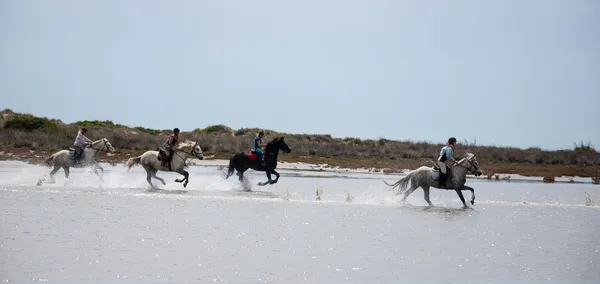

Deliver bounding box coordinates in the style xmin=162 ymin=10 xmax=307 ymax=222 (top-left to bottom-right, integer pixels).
xmin=459 ymin=152 xmax=475 ymax=162
xmin=267 ymin=136 xmax=282 ymax=145
xmin=265 ymin=136 xmax=286 ymax=149
xmin=177 ymin=140 xmax=197 ymax=149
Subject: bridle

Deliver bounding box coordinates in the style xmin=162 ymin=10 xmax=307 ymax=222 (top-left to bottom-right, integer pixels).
xmin=455 ymin=155 xmax=480 ymax=174
xmin=88 ymin=138 xmax=112 ymax=157
xmin=173 ymin=142 xmax=202 ymax=165
xmin=265 ymin=139 xmax=290 ymax=156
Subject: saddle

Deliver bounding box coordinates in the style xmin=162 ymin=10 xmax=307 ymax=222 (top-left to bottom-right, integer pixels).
xmin=248 ymin=149 xmax=259 ymax=161
xmin=432 ymin=165 xmax=452 ymax=181
xmin=68 ymin=148 xmax=85 ymax=163
xmin=157 ymin=148 xmax=173 ymax=170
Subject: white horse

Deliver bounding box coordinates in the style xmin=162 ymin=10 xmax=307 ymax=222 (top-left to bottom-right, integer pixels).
xmin=384 ymin=153 xmax=483 ymax=209
xmin=126 ymin=140 xmax=204 ymax=188
xmin=37 ymin=138 xmax=116 ymax=186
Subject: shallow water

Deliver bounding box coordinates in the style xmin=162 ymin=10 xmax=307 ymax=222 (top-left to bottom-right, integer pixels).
xmin=1 ymin=161 xmax=599 ymax=283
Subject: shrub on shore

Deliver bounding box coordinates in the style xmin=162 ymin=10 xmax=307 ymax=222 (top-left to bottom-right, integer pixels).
xmin=1 ymin=109 xmax=599 ymax=169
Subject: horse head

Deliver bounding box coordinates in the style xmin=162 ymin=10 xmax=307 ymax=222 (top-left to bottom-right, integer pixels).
xmin=461 ymin=153 xmax=482 ymax=176
xmin=91 ymin=138 xmax=116 ymax=153
xmin=266 ymin=136 xmax=291 ymax=154
xmin=178 ymin=140 xmax=204 ymax=160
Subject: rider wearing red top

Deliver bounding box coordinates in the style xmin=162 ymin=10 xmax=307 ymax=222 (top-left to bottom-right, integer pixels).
xmin=160 ymin=128 xmax=180 ymax=170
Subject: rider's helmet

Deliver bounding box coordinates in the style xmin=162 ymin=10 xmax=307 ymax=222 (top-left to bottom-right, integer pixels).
xmin=258 ymin=131 xmax=264 ymax=136
xmin=81 ymin=127 xmax=88 ymax=133
xmin=448 ymin=137 xmax=457 ymax=145
xmin=173 ymin=128 xmax=180 ymax=134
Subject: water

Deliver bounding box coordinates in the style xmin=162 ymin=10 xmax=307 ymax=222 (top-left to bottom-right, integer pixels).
xmin=1 ymin=161 xmax=599 ymax=283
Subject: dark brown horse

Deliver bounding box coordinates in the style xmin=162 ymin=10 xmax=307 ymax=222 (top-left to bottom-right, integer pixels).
xmin=223 ymin=136 xmax=291 ymax=188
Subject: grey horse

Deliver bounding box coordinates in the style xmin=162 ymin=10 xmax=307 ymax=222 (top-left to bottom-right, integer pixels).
xmin=126 ymin=140 xmax=204 ymax=188
xmin=37 ymin=138 xmax=116 ymax=186
xmin=384 ymin=153 xmax=483 ymax=209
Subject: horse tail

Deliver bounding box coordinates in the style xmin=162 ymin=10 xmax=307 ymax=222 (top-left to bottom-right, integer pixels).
xmin=383 ymin=170 xmax=415 ymax=194
xmin=126 ymin=156 xmax=142 ymax=171
xmin=223 ymin=153 xmax=240 ymax=179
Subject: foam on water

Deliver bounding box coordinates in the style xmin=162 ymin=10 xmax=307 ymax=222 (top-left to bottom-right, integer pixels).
xmin=2 ymin=162 xmax=600 ymax=282
xmin=2 ymin=162 xmax=600 ymax=211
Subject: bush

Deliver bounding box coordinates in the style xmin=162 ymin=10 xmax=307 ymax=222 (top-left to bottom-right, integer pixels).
xmin=2 ymin=109 xmax=600 ymax=168
xmin=3 ymin=114 xmax=60 ymax=134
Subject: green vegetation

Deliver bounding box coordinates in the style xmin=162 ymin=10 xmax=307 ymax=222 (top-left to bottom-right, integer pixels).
xmin=193 ymin=124 xmax=233 ymax=135
xmin=2 ymin=112 xmax=61 ymax=135
xmin=574 ymin=140 xmax=596 ymax=152
xmin=1 ymin=108 xmax=599 ymax=177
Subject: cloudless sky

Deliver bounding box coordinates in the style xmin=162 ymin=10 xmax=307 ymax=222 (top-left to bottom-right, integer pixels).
xmin=1 ymin=0 xmax=598 ymax=150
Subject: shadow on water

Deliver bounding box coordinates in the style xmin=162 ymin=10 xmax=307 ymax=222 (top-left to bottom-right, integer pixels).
xmin=146 ymin=188 xmax=188 ymax=195
xmin=399 ymin=203 xmax=475 ymax=215
xmin=231 ymin=190 xmax=284 ymax=199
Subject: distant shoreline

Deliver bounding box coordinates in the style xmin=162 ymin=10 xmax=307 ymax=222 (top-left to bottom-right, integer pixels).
xmin=1 ymin=108 xmax=599 ymax=180
xmin=1 ymin=148 xmax=599 ymax=185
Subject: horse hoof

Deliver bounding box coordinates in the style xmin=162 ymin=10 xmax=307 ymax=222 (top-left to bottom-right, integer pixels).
xmin=471 ymin=200 xmax=475 ymax=205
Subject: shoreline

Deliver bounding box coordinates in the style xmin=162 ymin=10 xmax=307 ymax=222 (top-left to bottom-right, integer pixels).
xmin=2 ymin=149 xmax=599 ymax=185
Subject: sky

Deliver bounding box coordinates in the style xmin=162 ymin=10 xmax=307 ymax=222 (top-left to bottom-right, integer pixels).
xmin=1 ymin=0 xmax=598 ymax=150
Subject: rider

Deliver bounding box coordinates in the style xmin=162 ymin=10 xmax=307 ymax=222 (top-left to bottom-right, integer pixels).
xmin=73 ymin=127 xmax=93 ymax=161
xmin=160 ymin=128 xmax=180 ymax=170
xmin=438 ymin=137 xmax=458 ymax=188
xmin=254 ymin=131 xmax=266 ymax=166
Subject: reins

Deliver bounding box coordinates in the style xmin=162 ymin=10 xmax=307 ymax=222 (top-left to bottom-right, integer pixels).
xmin=454 ymin=156 xmax=479 ymax=174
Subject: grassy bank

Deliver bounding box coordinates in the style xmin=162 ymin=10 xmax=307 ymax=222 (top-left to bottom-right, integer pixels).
xmin=1 ymin=108 xmax=599 ymax=178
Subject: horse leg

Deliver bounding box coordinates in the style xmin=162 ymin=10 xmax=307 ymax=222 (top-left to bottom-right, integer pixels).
xmin=270 ymin=170 xmax=280 ymax=184
xmin=463 ymin=186 xmax=475 ymax=205
xmin=91 ymin=165 xmax=104 ymax=183
xmin=62 ymin=166 xmax=70 ymax=179
xmin=146 ymin=169 xmax=155 ymax=188
xmin=175 ymin=169 xmax=189 ymax=188
xmin=454 ymin=187 xmax=470 ymax=209
xmin=47 ymin=165 xmax=60 ymax=182
xmin=39 ymin=165 xmax=61 ymax=185
xmin=258 ymin=170 xmax=273 ymax=186
xmin=152 ymin=170 xmax=166 ymax=186
xmin=401 ymin=184 xmax=419 ymax=202
xmin=422 ymin=186 xmax=434 ymax=207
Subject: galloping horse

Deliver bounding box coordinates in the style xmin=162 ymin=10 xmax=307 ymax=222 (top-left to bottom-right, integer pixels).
xmin=384 ymin=153 xmax=483 ymax=209
xmin=126 ymin=140 xmax=204 ymax=188
xmin=223 ymin=136 xmax=291 ymax=188
xmin=37 ymin=138 xmax=115 ymax=186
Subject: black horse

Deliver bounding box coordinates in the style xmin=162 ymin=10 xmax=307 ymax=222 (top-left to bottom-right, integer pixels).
xmin=224 ymin=136 xmax=291 ymax=187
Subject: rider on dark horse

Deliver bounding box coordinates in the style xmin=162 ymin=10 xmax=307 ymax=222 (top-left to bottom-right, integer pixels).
xmin=159 ymin=128 xmax=180 ymax=171
xmin=73 ymin=127 xmax=92 ymax=163
xmin=254 ymin=131 xmax=267 ymax=167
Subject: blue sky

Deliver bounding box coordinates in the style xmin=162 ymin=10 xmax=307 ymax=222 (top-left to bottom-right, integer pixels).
xmin=1 ymin=0 xmax=598 ymax=150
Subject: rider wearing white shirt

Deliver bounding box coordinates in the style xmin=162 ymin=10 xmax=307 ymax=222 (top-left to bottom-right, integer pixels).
xmin=73 ymin=128 xmax=93 ymax=160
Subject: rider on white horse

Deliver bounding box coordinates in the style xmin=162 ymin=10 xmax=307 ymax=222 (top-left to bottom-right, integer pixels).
xmin=438 ymin=137 xmax=458 ymax=188
xmin=159 ymin=128 xmax=180 ymax=170
xmin=73 ymin=127 xmax=93 ymax=161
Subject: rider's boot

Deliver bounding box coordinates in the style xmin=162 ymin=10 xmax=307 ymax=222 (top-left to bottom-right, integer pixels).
xmin=440 ymin=173 xmax=447 ymax=189
xmin=167 ymin=151 xmax=173 ymax=171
